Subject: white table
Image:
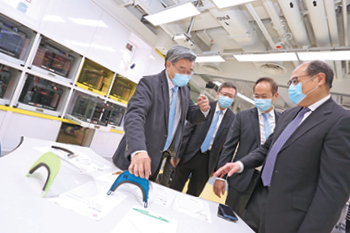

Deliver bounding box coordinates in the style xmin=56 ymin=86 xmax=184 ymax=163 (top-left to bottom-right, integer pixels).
xmin=0 ymin=137 xmax=254 ymax=233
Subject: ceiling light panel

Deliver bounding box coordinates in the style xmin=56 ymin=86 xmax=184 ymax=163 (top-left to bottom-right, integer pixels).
xmin=234 ymin=53 xmax=298 ymax=62
xmin=297 ymin=51 xmax=350 ymax=61
xmin=212 ymin=0 xmax=257 ymax=9
xmin=196 ymin=55 xmax=225 ymax=63
xmin=144 ymin=2 xmax=200 ymax=26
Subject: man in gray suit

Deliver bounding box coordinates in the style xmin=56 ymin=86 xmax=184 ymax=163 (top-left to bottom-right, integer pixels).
xmin=112 ymin=45 xmax=210 ymax=180
xmin=215 ymin=60 xmax=350 ymax=233
xmin=213 ymin=77 xmax=281 ymax=216
xmin=170 ymin=82 xmax=236 ymax=197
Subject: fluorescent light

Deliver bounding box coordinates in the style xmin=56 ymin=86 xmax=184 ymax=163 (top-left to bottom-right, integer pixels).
xmin=237 ymin=92 xmax=255 ymax=104
xmin=297 ymin=51 xmax=350 ymax=61
xmin=234 ymin=52 xmax=298 ymax=62
xmin=196 ymin=55 xmax=225 ymax=63
xmin=212 ymin=0 xmax=257 ymax=9
xmin=144 ymin=2 xmax=200 ymax=26
xmin=213 ymin=81 xmax=222 ymax=86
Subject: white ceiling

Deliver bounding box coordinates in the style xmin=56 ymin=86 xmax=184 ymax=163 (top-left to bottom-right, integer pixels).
xmin=95 ymin=0 xmax=350 ymax=111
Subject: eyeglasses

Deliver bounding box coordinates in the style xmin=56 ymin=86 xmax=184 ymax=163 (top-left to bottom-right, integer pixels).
xmin=287 ymin=75 xmax=311 ymax=87
xmin=172 ymin=63 xmax=194 ymax=76
xmin=220 ymin=92 xmax=235 ymax=99
xmin=253 ymin=94 xmax=273 ymax=99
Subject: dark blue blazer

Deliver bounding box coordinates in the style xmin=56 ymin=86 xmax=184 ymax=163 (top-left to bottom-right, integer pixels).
xmin=217 ymin=107 xmax=281 ymax=192
xmin=112 ymin=70 xmax=207 ymax=174
xmin=178 ymin=101 xmax=235 ymax=177
xmin=241 ymin=98 xmax=350 ymax=233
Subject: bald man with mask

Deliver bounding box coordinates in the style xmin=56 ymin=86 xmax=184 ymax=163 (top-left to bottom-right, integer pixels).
xmin=216 ymin=60 xmax=350 ymax=233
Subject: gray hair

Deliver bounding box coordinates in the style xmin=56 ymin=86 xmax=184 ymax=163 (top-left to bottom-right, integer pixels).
xmin=165 ymin=45 xmax=197 ymax=67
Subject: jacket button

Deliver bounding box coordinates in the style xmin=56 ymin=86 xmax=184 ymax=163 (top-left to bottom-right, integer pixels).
xmin=165 ymin=134 xmax=167 ymax=137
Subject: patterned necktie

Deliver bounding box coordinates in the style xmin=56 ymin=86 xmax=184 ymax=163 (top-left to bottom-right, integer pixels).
xmin=261 ymin=107 xmax=310 ymax=186
xmin=163 ymin=87 xmax=178 ymax=151
xmin=201 ymin=110 xmax=222 ymax=153
xmin=262 ymin=113 xmax=272 ymax=140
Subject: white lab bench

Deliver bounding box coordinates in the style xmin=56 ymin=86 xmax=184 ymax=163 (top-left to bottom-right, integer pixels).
xmin=0 ymin=137 xmax=254 ymax=233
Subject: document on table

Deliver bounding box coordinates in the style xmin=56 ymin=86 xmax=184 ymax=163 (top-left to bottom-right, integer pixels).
xmin=152 ymin=183 xmax=176 ymax=207
xmin=49 ymin=179 xmax=127 ymax=221
xmin=111 ymin=205 xmax=178 ymax=233
xmin=34 ymin=146 xmax=111 ymax=173
xmin=173 ymin=193 xmax=212 ymax=223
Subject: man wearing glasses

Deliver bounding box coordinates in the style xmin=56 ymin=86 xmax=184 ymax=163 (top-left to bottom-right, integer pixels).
xmin=112 ymin=45 xmax=210 ymax=181
xmin=170 ymin=82 xmax=236 ymax=197
xmin=213 ymin=77 xmax=281 ymax=217
xmin=215 ymin=60 xmax=350 ymax=233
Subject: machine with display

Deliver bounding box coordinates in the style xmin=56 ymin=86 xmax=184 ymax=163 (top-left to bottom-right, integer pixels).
xmin=70 ymin=94 xmax=97 ymax=123
xmin=0 ymin=69 xmax=11 ymax=99
xmin=32 ymin=42 xmax=75 ymax=78
xmin=0 ymin=21 xmax=27 ymax=59
xmin=91 ymin=100 xmax=112 ymax=126
xmin=107 ymin=101 xmax=126 ymax=127
xmin=110 ymin=74 xmax=136 ymax=104
xmin=18 ymin=75 xmax=64 ymax=111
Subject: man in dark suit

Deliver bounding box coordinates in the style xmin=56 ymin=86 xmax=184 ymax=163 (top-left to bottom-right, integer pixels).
xmin=213 ymin=77 xmax=281 ymax=216
xmin=170 ymin=82 xmax=236 ymax=197
xmin=215 ymin=60 xmax=350 ymax=233
xmin=112 ymin=45 xmax=210 ymax=180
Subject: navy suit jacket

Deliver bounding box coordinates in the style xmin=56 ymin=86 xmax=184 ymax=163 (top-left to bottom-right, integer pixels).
xmin=178 ymin=101 xmax=235 ymax=177
xmin=217 ymin=107 xmax=281 ymax=192
xmin=112 ymin=70 xmax=207 ymax=174
xmin=241 ymin=98 xmax=350 ymax=233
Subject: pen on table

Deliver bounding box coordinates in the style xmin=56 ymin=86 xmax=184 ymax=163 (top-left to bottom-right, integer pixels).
xmin=132 ymin=208 xmax=169 ymax=223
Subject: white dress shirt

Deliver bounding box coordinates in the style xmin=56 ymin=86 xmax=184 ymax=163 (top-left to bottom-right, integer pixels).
xmin=237 ymin=94 xmax=331 ymax=172
xmin=207 ymin=103 xmax=228 ymax=151
xmin=258 ymin=108 xmax=276 ymax=145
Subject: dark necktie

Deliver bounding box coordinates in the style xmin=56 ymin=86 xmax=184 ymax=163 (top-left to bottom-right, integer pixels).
xmin=261 ymin=107 xmax=310 ymax=186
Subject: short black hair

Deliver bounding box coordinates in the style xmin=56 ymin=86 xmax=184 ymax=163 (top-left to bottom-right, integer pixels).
xmin=303 ymin=60 xmax=333 ymax=89
xmin=218 ymin=82 xmax=237 ymax=96
xmin=253 ymin=77 xmax=278 ymax=95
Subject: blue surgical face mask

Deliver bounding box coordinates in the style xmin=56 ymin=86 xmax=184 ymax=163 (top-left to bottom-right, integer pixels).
xmin=218 ymin=96 xmax=234 ymax=109
xmin=254 ymin=98 xmax=272 ymax=112
xmin=171 ymin=65 xmax=191 ymax=87
xmin=288 ymin=76 xmax=317 ymax=104
xmin=172 ymin=73 xmax=190 ymax=87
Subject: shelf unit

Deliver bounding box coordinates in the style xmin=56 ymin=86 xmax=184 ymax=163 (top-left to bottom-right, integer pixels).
xmin=0 ymin=9 xmax=147 ymax=156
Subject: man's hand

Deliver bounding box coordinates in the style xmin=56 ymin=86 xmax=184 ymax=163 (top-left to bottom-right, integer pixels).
xmin=197 ymin=94 xmax=210 ymax=112
xmin=128 ymin=152 xmax=152 ymax=179
xmin=215 ymin=162 xmax=241 ymax=178
xmin=213 ymin=179 xmax=226 ymax=198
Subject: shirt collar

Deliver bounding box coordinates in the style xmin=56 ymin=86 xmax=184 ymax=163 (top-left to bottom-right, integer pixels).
xmin=216 ymin=103 xmax=228 ymax=115
xmin=257 ymin=107 xmax=275 ymax=119
xmin=165 ymin=70 xmax=175 ymax=91
xmin=307 ymin=95 xmax=330 ymax=112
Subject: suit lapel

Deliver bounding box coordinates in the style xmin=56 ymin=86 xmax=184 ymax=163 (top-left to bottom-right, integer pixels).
xmin=280 ymin=98 xmax=334 ymax=151
xmin=161 ymin=70 xmax=170 ymax=131
xmin=216 ymin=108 xmax=232 ymax=137
xmin=250 ymin=108 xmax=261 ymax=144
xmin=178 ymin=87 xmax=186 ymax=123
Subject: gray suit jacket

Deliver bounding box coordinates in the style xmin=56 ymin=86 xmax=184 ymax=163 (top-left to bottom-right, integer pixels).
xmin=241 ymin=98 xmax=350 ymax=233
xmin=112 ymin=70 xmax=207 ymax=174
xmin=217 ymin=107 xmax=281 ymax=192
xmin=178 ymin=101 xmax=235 ymax=176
